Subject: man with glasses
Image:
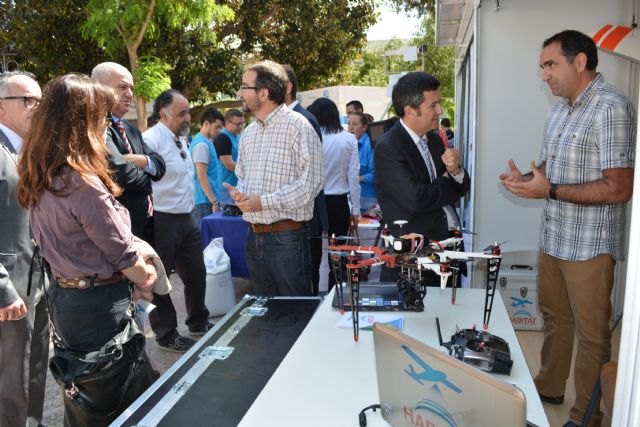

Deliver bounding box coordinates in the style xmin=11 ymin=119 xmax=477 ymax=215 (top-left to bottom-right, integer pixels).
xmin=213 ymin=108 xmax=244 ymax=209
xmin=0 ymin=71 xmax=49 ymax=427
xmin=91 ymin=62 xmax=166 ymax=244
xmin=224 ymin=60 xmax=323 ymax=297
xmin=143 ymin=89 xmax=212 ymax=353
xmin=190 ymin=107 xmax=225 ymax=224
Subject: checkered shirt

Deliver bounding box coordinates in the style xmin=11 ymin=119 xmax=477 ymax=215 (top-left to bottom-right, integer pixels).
xmin=236 ymin=104 xmax=324 ymax=224
xmin=540 ymin=73 xmax=636 ymax=261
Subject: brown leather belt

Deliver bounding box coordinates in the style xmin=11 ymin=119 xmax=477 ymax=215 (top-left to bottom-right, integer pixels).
xmin=250 ymin=219 xmax=305 ymax=234
xmin=56 ymin=273 xmax=126 ymax=289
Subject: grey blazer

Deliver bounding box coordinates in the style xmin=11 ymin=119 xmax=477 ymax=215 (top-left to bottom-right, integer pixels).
xmin=0 ymin=129 xmax=36 ymax=308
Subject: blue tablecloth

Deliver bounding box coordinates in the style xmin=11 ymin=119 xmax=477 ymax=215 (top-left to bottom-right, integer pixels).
xmin=200 ymin=212 xmax=250 ymax=278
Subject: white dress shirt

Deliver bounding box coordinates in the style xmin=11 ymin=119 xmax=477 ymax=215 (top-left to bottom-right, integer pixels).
xmin=0 ymin=123 xmax=22 ymax=153
xmin=142 ymin=122 xmax=195 ymax=214
xmin=322 ymin=130 xmax=360 ymax=214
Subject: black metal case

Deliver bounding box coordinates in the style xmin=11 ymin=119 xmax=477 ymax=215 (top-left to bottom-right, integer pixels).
xmin=111 ymin=295 xmax=322 ymax=426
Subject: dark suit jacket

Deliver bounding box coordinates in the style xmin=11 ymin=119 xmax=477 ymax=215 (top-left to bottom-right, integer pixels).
xmin=292 ymin=103 xmax=328 ymax=234
xmin=374 ymin=121 xmax=470 ymax=242
xmin=107 ymin=119 xmax=166 ymax=238
xmin=0 ymin=130 xmax=36 ymax=307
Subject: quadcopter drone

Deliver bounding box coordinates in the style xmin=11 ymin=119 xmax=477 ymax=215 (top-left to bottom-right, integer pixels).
xmin=328 ymin=221 xmax=504 ymax=342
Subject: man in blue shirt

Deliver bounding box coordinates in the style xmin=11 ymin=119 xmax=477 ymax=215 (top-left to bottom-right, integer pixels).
xmin=213 ymin=109 xmax=243 ymax=208
xmin=190 ymin=107 xmax=225 ymax=225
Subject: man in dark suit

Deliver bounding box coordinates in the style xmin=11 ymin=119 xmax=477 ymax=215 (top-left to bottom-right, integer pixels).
xmin=375 ymin=72 xmax=470 ymax=282
xmin=91 ymin=62 xmax=166 ymax=243
xmin=0 ymin=71 xmax=49 ymax=427
xmin=283 ymin=64 xmax=328 ymax=295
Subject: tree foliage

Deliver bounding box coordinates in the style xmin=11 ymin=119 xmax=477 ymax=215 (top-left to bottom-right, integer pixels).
xmin=2 ymin=0 xmax=377 ymax=115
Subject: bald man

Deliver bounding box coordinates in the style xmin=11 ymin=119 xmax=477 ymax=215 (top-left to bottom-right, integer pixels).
xmin=91 ymin=62 xmax=166 ymax=243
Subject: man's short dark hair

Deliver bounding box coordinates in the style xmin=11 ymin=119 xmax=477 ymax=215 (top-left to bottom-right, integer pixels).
xmin=440 ymin=118 xmax=451 ymax=128
xmin=225 ymin=108 xmax=243 ymax=121
xmin=282 ymin=64 xmax=298 ymax=98
xmin=200 ymin=107 xmax=224 ymax=126
xmin=245 ymin=60 xmax=287 ymax=105
xmin=543 ymin=30 xmax=598 ymax=71
xmin=392 ymin=72 xmax=440 ymax=118
xmin=346 ymin=100 xmax=364 ymax=112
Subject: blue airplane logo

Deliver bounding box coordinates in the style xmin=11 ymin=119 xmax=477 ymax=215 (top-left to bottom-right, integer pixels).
xmin=402 ymin=345 xmax=462 ymax=394
xmin=510 ymin=296 xmax=533 ymax=307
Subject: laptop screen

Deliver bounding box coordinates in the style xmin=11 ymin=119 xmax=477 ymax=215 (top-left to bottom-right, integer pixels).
xmin=373 ymin=323 xmax=527 ymax=427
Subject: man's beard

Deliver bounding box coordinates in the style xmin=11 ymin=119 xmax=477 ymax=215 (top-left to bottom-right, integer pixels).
xmin=177 ymin=122 xmax=191 ymax=137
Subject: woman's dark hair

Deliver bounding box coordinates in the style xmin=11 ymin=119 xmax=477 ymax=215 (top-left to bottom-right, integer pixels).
xmin=307 ymin=97 xmax=343 ymax=134
xmin=17 ymin=73 xmax=119 ymax=208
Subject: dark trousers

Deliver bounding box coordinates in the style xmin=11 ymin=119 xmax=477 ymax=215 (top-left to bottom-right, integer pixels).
xmin=47 ymin=281 xmax=156 ymax=426
xmin=0 ymin=284 xmax=49 ymax=427
xmin=150 ymin=212 xmax=209 ymax=342
xmin=246 ymin=224 xmax=312 ymax=297
xmin=325 ymin=194 xmax=350 ymax=291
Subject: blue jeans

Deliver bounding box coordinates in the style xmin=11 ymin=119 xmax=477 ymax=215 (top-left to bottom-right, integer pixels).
xmin=191 ymin=203 xmax=212 ymax=227
xmin=245 ymin=225 xmax=312 ymax=297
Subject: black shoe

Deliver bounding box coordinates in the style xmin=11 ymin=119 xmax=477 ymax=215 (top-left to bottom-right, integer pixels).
xmin=539 ymin=393 xmax=564 ymax=405
xmin=188 ymin=321 xmax=215 ymax=337
xmin=562 ymin=422 xmax=579 ymax=427
xmin=157 ymin=334 xmax=195 ymax=353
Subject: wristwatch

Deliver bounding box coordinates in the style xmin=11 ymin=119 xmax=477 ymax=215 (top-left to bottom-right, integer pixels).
xmin=549 ymin=183 xmax=558 ymax=200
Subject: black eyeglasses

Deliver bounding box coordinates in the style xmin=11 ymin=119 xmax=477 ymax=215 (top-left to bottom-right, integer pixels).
xmin=0 ymin=96 xmax=40 ymax=110
xmin=238 ymin=85 xmax=259 ymax=91
xmin=175 ymin=139 xmax=187 ymax=159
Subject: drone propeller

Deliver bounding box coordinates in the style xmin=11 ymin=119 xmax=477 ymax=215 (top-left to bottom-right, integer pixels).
xmin=448 ymin=227 xmax=477 ymax=236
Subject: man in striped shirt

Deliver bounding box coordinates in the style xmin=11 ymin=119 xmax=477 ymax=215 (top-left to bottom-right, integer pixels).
xmin=500 ymin=30 xmax=636 ymax=427
xmin=224 ymin=60 xmax=323 ymax=297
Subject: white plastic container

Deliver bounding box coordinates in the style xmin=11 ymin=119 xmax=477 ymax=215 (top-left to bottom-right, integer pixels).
xmin=498 ymin=263 xmax=544 ymax=331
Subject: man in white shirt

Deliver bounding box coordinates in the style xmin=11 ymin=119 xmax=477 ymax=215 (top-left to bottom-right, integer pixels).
xmin=143 ymin=89 xmax=212 ymax=353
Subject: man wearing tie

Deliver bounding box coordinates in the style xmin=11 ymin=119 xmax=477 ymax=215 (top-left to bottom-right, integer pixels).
xmin=374 ymin=72 xmax=470 ymax=282
xmin=91 ymin=62 xmax=166 ymax=243
xmin=0 ymin=71 xmax=49 ymax=427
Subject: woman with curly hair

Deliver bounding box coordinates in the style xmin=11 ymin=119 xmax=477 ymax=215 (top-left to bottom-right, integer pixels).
xmin=17 ymin=73 xmax=157 ymax=426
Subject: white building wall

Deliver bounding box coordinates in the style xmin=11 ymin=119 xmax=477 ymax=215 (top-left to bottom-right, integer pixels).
xmin=466 ymin=0 xmax=636 ymax=287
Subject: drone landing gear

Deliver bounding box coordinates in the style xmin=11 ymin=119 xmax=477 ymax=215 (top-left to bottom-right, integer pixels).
xmin=482 ymin=247 xmax=503 ymax=330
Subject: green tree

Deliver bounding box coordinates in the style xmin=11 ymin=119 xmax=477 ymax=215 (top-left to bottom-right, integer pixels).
xmin=81 ymin=0 xmax=234 ymax=128
xmin=3 ymin=0 xmax=376 ymax=117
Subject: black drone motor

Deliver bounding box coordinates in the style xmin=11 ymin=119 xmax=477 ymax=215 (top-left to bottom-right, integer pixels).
xmin=436 ymin=317 xmax=513 ymax=375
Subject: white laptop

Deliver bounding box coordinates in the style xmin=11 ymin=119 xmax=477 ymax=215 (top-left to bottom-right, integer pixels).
xmin=373 ymin=323 xmax=527 ymax=427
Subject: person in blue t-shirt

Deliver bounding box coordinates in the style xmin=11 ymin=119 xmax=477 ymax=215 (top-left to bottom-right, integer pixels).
xmin=213 ymin=109 xmax=243 ymax=208
xmin=189 ymin=107 xmax=225 ymax=225
xmin=348 ymin=112 xmax=377 ymax=213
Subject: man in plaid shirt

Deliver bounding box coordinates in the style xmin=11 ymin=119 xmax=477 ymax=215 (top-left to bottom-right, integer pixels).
xmin=500 ymin=30 xmax=636 ymax=427
xmin=224 ymin=60 xmax=323 ymax=297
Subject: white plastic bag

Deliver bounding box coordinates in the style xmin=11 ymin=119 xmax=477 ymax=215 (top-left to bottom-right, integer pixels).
xmin=203 ymin=238 xmax=236 ymax=316
xmin=203 ymin=237 xmax=230 ymax=274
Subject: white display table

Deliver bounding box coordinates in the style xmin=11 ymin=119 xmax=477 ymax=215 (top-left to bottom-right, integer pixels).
xmin=239 ymin=287 xmax=549 ymax=427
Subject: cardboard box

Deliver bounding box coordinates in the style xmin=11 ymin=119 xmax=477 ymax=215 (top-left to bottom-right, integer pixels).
xmin=498 ymin=263 xmax=544 ymax=331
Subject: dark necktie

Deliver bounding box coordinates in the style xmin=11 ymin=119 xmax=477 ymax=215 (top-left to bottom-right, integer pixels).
xmin=114 ymin=120 xmax=133 ymax=154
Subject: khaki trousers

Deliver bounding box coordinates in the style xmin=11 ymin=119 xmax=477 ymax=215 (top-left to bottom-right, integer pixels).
xmin=534 ymin=251 xmax=614 ymax=426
